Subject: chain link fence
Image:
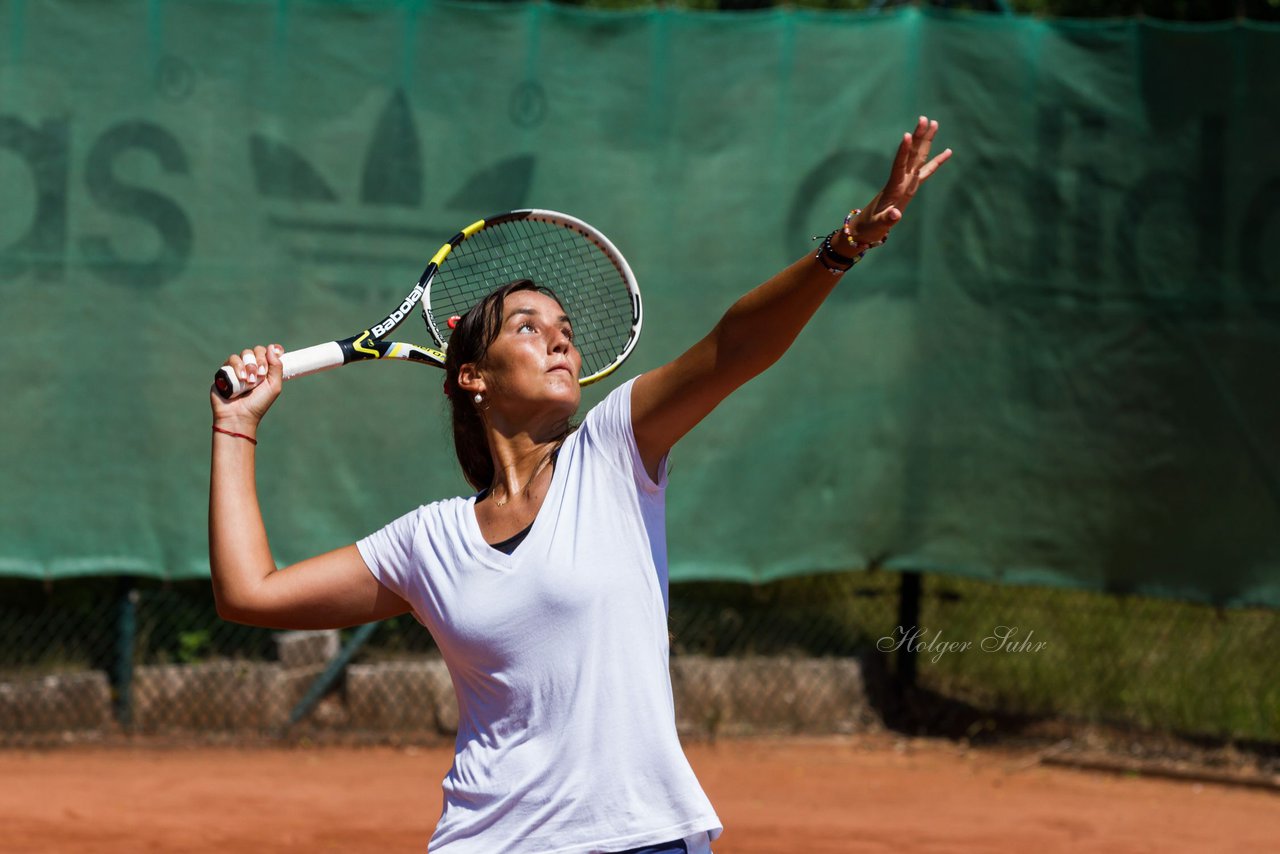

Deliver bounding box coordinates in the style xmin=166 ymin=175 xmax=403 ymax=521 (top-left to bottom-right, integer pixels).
xmin=2 ymin=573 xmax=1277 ymax=770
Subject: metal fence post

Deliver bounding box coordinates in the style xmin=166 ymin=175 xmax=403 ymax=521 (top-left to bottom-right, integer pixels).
xmin=286 ymin=620 xmax=381 ymax=730
xmin=114 ymin=577 xmax=138 ymax=729
xmin=896 ymin=571 xmax=922 ymax=694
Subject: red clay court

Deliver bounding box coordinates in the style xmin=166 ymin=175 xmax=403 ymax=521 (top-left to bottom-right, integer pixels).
xmin=3 ymin=734 xmax=1276 ymax=853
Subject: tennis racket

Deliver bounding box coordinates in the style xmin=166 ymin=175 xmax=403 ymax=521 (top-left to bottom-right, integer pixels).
xmin=213 ymin=209 xmax=641 ymax=399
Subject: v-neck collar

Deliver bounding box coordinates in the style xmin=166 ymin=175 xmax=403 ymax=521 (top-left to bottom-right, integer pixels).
xmin=462 ymin=440 xmax=570 ymax=571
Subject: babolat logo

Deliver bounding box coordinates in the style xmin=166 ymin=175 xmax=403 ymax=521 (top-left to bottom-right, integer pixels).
xmin=370 ymin=283 xmax=425 ymax=338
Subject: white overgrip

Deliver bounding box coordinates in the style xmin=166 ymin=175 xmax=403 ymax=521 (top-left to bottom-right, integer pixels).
xmin=213 ymin=341 xmax=347 ymax=400
xmin=280 ymin=341 xmax=345 ymax=380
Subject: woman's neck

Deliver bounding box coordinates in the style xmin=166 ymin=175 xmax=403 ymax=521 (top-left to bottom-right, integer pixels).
xmin=484 ymin=423 xmax=567 ymax=506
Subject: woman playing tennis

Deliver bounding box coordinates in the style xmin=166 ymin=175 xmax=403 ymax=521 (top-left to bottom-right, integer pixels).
xmin=210 ymin=117 xmax=950 ymax=854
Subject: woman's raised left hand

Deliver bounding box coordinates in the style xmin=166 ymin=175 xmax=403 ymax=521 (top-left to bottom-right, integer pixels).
xmin=845 ymin=116 xmax=952 ymax=247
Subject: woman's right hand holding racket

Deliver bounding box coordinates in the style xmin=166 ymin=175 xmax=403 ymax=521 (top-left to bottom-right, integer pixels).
xmin=210 ymin=344 xmax=285 ymax=434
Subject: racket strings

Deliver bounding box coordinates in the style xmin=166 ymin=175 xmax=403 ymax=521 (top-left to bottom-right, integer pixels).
xmin=432 ymin=219 xmax=633 ymax=378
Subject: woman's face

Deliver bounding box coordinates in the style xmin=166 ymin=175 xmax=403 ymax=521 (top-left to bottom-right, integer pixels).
xmin=476 ymin=290 xmax=582 ymax=420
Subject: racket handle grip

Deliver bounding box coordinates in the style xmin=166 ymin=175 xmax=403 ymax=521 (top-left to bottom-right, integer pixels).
xmin=212 ymin=342 xmax=346 ymax=400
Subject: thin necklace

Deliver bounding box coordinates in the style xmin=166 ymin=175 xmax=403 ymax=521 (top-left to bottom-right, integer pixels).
xmin=491 ymin=446 xmax=558 ymax=507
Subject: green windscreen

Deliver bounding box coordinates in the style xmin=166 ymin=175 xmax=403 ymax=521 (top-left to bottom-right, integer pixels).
xmin=2 ymin=2 xmax=1278 ymax=607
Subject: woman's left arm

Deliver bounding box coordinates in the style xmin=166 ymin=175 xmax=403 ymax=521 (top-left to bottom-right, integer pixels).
xmin=632 ymin=117 xmax=951 ymax=479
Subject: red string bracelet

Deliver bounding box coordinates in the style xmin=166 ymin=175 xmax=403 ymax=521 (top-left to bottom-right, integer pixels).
xmin=212 ymin=425 xmax=257 ymax=445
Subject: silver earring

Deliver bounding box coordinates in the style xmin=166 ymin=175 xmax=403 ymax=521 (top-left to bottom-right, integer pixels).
xmin=474 ymin=393 xmax=483 ymax=404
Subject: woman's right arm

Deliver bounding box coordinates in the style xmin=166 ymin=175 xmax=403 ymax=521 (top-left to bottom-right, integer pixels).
xmin=209 ymin=344 xmax=411 ymax=630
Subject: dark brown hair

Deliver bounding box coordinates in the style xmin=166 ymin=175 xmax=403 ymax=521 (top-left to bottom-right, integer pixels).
xmin=443 ymin=279 xmax=571 ymax=491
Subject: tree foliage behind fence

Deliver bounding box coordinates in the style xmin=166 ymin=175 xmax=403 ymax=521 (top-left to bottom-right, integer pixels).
xmin=2 ymin=575 xmax=1276 ymax=753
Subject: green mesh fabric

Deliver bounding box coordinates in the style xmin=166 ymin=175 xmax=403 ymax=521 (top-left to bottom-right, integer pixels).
xmin=1 ymin=2 xmax=1278 ymax=606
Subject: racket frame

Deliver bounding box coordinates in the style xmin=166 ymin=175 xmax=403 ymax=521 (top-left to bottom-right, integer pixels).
xmin=212 ymin=208 xmax=640 ymax=400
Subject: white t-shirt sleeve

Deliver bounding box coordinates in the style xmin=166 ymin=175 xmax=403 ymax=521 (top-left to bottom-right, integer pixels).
xmin=355 ymin=505 xmax=423 ymax=605
xmin=580 ymin=376 xmax=667 ymax=494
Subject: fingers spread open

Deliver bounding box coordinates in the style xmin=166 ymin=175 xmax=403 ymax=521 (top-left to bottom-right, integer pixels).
xmin=889 ymin=132 xmax=912 ymax=186
xmin=918 ymin=148 xmax=953 ymax=182
xmin=913 ymin=115 xmax=929 ymax=141
xmin=910 ymin=119 xmax=938 ymax=171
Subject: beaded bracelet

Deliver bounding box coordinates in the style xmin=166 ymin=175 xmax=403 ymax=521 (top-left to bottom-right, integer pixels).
xmin=838 ymin=208 xmax=889 ymax=254
xmin=813 ymin=208 xmax=890 ymax=275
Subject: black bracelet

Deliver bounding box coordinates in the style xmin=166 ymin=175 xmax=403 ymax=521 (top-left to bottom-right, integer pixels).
xmin=813 ymin=231 xmax=856 ymax=275
xmin=815 ymin=248 xmax=850 ymax=275
xmin=822 ymin=232 xmax=858 ymax=266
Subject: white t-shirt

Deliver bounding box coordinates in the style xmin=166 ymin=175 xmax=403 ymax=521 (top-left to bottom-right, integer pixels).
xmin=357 ymin=378 xmax=722 ymax=854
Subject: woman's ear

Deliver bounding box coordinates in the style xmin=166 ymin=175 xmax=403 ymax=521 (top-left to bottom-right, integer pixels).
xmin=457 ymin=363 xmax=485 ymax=396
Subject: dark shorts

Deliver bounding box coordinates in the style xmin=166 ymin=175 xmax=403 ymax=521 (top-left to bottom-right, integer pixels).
xmin=609 ymin=840 xmax=688 ymax=854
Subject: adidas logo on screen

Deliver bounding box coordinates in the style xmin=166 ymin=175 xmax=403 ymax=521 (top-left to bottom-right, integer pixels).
xmin=0 ymin=83 xmax=540 ymax=290
xmin=252 ymin=89 xmax=535 ymax=276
